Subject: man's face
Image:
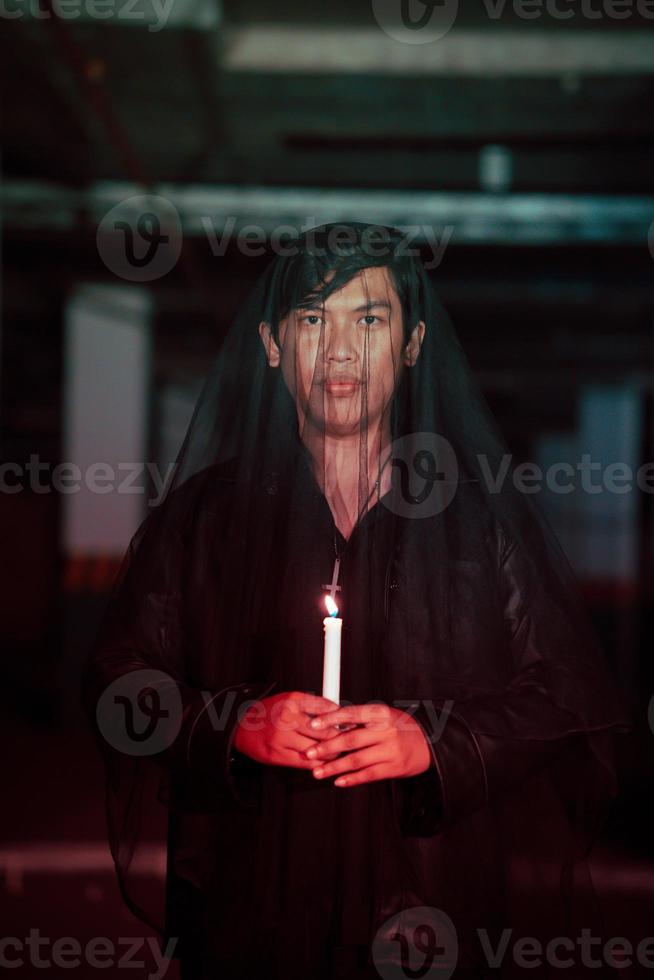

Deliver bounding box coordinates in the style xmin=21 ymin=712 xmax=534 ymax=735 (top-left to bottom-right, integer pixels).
xmin=259 ymin=266 xmax=424 ymax=439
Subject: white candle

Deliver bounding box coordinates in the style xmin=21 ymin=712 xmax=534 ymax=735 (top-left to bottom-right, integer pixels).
xmin=322 ymin=595 xmax=342 ymax=704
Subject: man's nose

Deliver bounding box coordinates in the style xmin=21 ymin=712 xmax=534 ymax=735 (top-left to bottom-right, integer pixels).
xmin=326 ymin=318 xmax=356 ymax=360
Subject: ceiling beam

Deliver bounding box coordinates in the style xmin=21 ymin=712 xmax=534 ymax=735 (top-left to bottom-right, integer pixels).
xmin=222 ymin=26 xmax=654 ymax=76
xmin=3 ymin=179 xmax=654 ymax=245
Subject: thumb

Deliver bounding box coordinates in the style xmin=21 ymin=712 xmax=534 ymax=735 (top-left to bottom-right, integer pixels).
xmin=297 ymin=693 xmax=340 ymax=715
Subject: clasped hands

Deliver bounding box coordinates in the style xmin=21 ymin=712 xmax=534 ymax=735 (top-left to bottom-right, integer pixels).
xmin=233 ymin=690 xmax=432 ymax=788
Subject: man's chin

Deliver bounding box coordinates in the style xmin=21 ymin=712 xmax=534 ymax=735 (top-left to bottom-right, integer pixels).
xmin=298 ymin=404 xmax=385 ymax=441
xmin=326 ymin=417 xmax=384 ymax=442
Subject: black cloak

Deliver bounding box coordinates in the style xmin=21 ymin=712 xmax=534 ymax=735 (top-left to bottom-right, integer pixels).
xmin=82 ymin=223 xmax=632 ymax=980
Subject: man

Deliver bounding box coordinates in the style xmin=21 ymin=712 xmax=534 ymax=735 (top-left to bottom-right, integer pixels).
xmin=84 ymin=223 xmax=630 ymax=980
xmin=240 ymin=265 xmax=431 ymax=786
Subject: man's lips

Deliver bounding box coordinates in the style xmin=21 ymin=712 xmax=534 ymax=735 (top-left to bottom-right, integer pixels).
xmin=323 ymin=379 xmax=360 ymax=395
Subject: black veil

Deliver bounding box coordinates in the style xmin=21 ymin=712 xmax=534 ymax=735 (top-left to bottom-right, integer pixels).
xmin=82 ymin=222 xmax=633 ymax=978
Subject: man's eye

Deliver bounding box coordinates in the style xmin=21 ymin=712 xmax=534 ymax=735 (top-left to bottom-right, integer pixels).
xmin=360 ymin=314 xmax=381 ymax=326
xmin=302 ymin=315 xmax=323 ymax=326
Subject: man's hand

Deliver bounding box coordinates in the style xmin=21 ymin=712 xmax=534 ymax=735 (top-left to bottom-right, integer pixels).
xmin=233 ymin=691 xmax=346 ymax=769
xmin=303 ymin=703 xmax=432 ymax=786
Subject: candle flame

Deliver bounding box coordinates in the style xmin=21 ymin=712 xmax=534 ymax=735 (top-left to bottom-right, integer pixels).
xmin=324 ymin=595 xmax=339 ymax=617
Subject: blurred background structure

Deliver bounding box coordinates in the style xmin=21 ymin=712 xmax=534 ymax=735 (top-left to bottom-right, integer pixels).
xmin=1 ymin=1 xmax=654 ymax=976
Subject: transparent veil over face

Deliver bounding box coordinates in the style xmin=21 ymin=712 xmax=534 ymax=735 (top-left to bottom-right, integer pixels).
xmin=257 ymin=260 xmax=424 ymax=533
xmin=82 ymin=223 xmax=633 ymax=964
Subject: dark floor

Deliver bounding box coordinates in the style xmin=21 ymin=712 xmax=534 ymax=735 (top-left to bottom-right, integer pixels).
xmin=1 ymin=699 xmax=180 ymax=979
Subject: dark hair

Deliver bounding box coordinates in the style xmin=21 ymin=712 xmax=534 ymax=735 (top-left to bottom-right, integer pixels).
xmin=265 ymin=222 xmax=425 ymax=345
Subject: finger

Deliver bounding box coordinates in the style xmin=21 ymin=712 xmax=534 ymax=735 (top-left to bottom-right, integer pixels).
xmin=282 ymin=732 xmax=322 ymax=755
xmin=271 ymin=699 xmax=335 ymax=733
xmin=309 ymin=703 xmax=391 ymax=732
xmin=299 ymin=746 xmax=340 ymax=763
xmin=269 ymin=744 xmax=323 ymax=770
xmin=275 ymin=752 xmax=323 ymax=770
xmin=334 ymin=764 xmax=390 ymax=788
xmin=293 ymin=693 xmax=340 ymax=715
xmin=312 ymin=745 xmax=388 ymax=781
xmin=295 ymin=722 xmax=350 ymax=742
xmin=305 ymin=727 xmax=380 ymax=760
xmin=284 ymin=739 xmax=339 ymax=767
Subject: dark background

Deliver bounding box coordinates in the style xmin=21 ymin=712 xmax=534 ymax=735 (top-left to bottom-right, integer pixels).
xmin=1 ymin=1 xmax=654 ymax=976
